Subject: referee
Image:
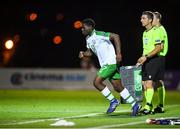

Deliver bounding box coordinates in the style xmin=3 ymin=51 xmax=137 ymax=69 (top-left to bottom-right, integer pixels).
xmin=152 ymin=11 xmax=168 ymax=113
xmin=136 ymin=11 xmax=165 ymax=115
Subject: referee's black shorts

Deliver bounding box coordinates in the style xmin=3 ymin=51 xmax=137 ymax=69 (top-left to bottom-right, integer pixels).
xmin=142 ymin=56 xmax=165 ymax=81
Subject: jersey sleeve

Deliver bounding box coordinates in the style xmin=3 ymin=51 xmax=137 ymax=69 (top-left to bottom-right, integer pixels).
xmin=159 ymin=27 xmax=167 ymax=44
xmin=159 ymin=29 xmax=164 ymax=44
xmin=153 ymin=29 xmax=162 ymax=45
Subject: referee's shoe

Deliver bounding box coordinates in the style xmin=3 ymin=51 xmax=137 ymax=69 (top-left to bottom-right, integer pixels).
xmin=154 ymin=104 xmax=165 ymax=113
xmin=139 ymin=103 xmax=155 ymax=115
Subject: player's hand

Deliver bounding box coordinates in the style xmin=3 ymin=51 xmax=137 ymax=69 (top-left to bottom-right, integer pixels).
xmin=136 ymin=56 xmax=147 ymax=66
xmin=79 ymin=51 xmax=84 ymax=59
xmin=116 ymin=53 xmax=122 ymax=64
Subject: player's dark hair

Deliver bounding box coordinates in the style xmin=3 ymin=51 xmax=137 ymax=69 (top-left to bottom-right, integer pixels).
xmin=153 ymin=11 xmax=162 ymax=22
xmin=82 ymin=18 xmax=95 ymax=28
xmin=142 ymin=11 xmax=154 ymax=21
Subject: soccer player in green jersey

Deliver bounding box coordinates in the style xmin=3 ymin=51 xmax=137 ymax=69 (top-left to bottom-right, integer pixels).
xmin=152 ymin=11 xmax=168 ymax=113
xmin=136 ymin=11 xmax=164 ymax=115
xmin=79 ymin=18 xmax=141 ymax=115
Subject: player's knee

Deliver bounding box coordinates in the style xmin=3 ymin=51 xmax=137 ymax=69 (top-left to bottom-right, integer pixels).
xmin=93 ymin=79 xmax=101 ymax=87
xmin=93 ymin=79 xmax=97 ymax=87
xmin=110 ymin=79 xmax=124 ymax=92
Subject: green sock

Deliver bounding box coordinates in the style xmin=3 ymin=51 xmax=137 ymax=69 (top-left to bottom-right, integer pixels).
xmin=144 ymin=88 xmax=154 ymax=110
xmin=157 ymin=85 xmax=165 ymax=107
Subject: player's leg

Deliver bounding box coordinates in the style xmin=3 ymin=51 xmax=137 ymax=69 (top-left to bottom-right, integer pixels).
xmin=109 ymin=79 xmax=124 ymax=93
xmin=93 ymin=75 xmax=106 ymax=91
xmin=109 ymin=71 xmax=141 ymax=116
xmin=94 ymin=64 xmax=119 ymax=114
xmin=109 ymin=73 xmax=136 ymax=105
xmin=94 ymin=75 xmax=116 ymax=102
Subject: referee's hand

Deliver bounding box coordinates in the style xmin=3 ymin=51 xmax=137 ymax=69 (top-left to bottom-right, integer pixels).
xmin=136 ymin=62 xmax=141 ymax=67
xmin=136 ymin=56 xmax=147 ymax=66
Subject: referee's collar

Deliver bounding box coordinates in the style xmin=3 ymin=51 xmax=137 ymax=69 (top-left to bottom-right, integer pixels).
xmin=146 ymin=26 xmax=154 ymax=32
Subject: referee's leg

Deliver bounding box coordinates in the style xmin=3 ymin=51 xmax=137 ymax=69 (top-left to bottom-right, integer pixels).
xmin=154 ymin=56 xmax=165 ymax=113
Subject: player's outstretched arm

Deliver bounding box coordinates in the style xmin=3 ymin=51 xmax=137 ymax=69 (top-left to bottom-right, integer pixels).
xmin=110 ymin=33 xmax=122 ymax=63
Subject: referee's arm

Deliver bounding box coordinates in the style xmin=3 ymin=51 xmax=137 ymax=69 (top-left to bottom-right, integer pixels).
xmin=136 ymin=43 xmax=163 ymax=66
xmin=145 ymin=43 xmax=163 ymax=58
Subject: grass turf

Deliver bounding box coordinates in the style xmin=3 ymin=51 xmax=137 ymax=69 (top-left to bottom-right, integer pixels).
xmin=0 ymin=90 xmax=180 ymax=128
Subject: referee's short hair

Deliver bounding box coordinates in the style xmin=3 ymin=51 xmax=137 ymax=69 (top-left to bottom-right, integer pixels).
xmin=153 ymin=11 xmax=162 ymax=22
xmin=82 ymin=18 xmax=95 ymax=28
xmin=142 ymin=11 xmax=154 ymax=21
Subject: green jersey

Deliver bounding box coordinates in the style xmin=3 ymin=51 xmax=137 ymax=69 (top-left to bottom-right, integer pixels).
xmin=142 ymin=27 xmax=161 ymax=55
xmin=157 ymin=25 xmax=168 ymax=56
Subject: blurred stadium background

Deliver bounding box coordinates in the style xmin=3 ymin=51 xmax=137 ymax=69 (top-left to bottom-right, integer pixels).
xmin=0 ymin=0 xmax=180 ymax=128
xmin=0 ymin=0 xmax=179 ymax=90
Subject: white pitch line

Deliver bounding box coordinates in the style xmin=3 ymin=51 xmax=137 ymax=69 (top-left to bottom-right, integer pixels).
xmin=166 ymin=104 xmax=180 ymax=108
xmin=1 ymin=105 xmax=179 ymax=126
xmin=0 ymin=113 xmax=100 ymax=125
xmin=0 ymin=110 xmax=100 ymax=113
xmin=87 ymin=121 xmax=145 ymax=129
xmin=0 ymin=109 xmax=130 ymax=125
xmin=87 ymin=105 xmax=180 ymax=129
xmin=50 ymin=109 xmax=130 ymax=126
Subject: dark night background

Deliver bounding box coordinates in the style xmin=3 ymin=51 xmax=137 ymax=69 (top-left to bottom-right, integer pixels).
xmin=0 ymin=0 xmax=179 ymax=69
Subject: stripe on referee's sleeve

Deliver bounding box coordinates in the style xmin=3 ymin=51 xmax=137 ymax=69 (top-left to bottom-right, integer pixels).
xmin=155 ymin=42 xmax=163 ymax=45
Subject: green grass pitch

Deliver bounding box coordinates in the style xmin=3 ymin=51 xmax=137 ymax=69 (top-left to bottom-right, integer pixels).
xmin=0 ymin=90 xmax=180 ymax=128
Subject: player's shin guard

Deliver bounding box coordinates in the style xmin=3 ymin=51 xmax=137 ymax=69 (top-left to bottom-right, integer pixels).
xmin=120 ymin=88 xmax=136 ymax=107
xmin=120 ymin=88 xmax=141 ymax=116
xmin=101 ymin=86 xmax=115 ymax=101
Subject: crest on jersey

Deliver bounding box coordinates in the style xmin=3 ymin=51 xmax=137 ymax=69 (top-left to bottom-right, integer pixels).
xmin=144 ymin=38 xmax=148 ymax=45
